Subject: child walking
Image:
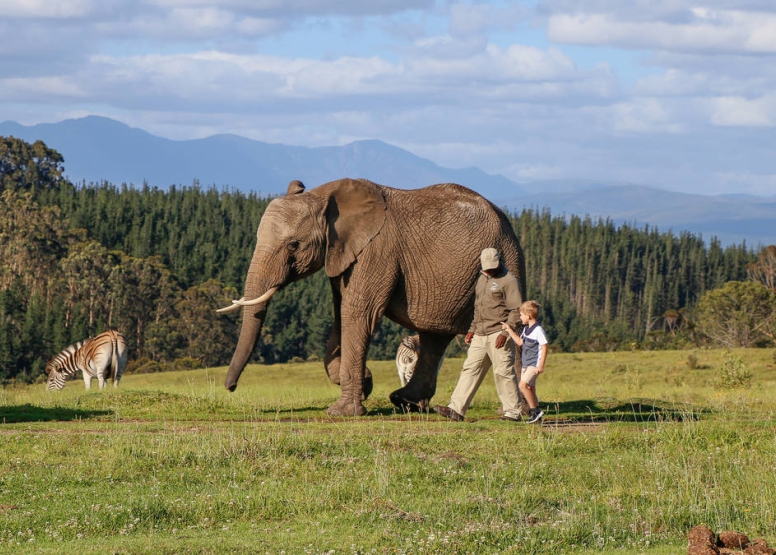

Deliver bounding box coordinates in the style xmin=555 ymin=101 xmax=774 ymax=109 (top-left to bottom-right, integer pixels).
xmin=501 ymin=300 xmax=548 ymax=424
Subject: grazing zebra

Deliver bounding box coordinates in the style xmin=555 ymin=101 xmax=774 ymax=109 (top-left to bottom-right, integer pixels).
xmin=46 ymin=330 xmax=128 ymax=391
xmin=395 ymin=335 xmax=444 ymax=387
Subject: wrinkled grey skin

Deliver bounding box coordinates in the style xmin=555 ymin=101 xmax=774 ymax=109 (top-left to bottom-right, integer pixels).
xmin=220 ymin=178 xmax=526 ymax=416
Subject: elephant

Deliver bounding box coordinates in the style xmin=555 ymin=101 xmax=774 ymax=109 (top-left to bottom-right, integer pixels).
xmin=218 ymin=178 xmax=526 ymax=416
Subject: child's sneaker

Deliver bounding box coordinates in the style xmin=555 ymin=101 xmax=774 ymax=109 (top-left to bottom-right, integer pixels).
xmin=527 ymin=408 xmax=544 ymax=424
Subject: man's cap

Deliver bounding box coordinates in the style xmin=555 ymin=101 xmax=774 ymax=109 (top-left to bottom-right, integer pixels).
xmin=480 ymin=248 xmax=500 ymax=270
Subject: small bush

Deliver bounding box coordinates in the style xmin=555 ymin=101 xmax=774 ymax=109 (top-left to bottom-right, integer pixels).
xmin=686 ymin=353 xmax=699 ymax=369
xmin=173 ymin=357 xmax=200 ymax=371
xmin=716 ymin=352 xmax=752 ymax=390
xmin=134 ymin=360 xmax=165 ymax=374
xmin=124 ymin=356 xmax=151 ymax=375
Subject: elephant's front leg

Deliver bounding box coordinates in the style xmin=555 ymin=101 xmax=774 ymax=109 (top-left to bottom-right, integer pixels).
xmin=323 ymin=281 xmax=373 ymax=401
xmin=325 ymin=310 xmax=378 ymax=417
xmin=323 ymin=340 xmax=374 ymax=402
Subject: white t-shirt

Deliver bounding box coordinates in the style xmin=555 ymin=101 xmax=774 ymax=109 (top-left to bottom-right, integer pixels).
xmin=520 ymin=322 xmax=548 ymax=368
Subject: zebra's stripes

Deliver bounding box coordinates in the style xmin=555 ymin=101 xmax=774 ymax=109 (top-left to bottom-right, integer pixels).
xmin=46 ymin=330 xmax=128 ymax=391
xmin=396 ymin=335 xmax=421 ymax=387
xmin=395 ymin=335 xmax=444 ymax=387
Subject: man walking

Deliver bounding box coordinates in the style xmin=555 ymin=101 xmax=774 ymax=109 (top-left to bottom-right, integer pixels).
xmin=434 ymin=247 xmax=523 ymax=422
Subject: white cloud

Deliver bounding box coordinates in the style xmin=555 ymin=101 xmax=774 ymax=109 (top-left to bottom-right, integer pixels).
xmin=236 ymin=16 xmax=283 ymax=35
xmin=1 ymin=38 xmax=612 ymax=114
xmin=403 ymin=42 xmax=606 ymax=94
xmin=607 ymin=98 xmax=686 ymax=134
xmin=634 ymin=67 xmax=765 ymax=99
xmin=0 ymin=76 xmax=87 ymax=100
xmin=710 ymin=95 xmax=776 ymax=127
xmin=2 ymin=0 xmax=776 ymax=197
xmin=546 ymin=7 xmax=776 ymax=54
xmin=448 ymin=2 xmax=528 ymax=37
xmin=0 ymin=0 xmax=103 ymax=18
xmin=147 ymin=0 xmax=433 ymax=17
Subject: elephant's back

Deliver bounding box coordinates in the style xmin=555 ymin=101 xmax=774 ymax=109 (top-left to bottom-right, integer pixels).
xmin=381 ymin=181 xmax=489 ymax=204
xmin=382 ymin=181 xmax=523 ymax=251
xmin=380 ymin=182 xmax=509 ymax=231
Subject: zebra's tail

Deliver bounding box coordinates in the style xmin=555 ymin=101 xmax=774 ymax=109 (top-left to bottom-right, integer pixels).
xmin=110 ymin=332 xmax=119 ymax=384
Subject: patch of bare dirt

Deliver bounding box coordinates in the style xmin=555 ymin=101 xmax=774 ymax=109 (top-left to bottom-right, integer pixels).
xmin=688 ymin=525 xmax=775 ymax=555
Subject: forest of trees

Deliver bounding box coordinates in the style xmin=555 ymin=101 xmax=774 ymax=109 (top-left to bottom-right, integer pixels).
xmin=2 ymin=136 xmax=775 ymax=384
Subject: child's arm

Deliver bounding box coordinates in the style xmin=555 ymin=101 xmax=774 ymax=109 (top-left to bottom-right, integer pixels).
xmin=536 ymin=344 xmax=548 ymax=373
xmin=500 ymin=322 xmax=522 ymax=346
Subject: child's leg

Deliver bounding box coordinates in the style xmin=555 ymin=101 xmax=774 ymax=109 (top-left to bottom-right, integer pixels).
xmin=519 ymin=366 xmax=539 ymax=409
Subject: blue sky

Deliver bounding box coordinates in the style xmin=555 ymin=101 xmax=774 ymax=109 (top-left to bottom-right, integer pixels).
xmin=2 ymin=0 xmax=776 ymax=196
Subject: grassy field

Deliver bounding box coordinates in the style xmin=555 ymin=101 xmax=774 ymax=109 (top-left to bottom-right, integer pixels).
xmin=2 ymin=348 xmax=776 ymax=554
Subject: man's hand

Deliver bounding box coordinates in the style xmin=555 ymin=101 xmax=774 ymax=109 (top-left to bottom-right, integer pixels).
xmin=465 ymin=332 xmax=474 ymax=344
xmin=495 ymin=333 xmax=507 ymax=349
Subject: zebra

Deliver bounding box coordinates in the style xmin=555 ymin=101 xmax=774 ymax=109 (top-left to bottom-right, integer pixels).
xmin=395 ymin=335 xmax=444 ymax=387
xmin=46 ymin=330 xmax=128 ymax=391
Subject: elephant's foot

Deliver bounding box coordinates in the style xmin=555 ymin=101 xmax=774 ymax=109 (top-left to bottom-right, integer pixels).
xmin=389 ymin=389 xmax=430 ymax=413
xmin=326 ymin=398 xmax=367 ymax=417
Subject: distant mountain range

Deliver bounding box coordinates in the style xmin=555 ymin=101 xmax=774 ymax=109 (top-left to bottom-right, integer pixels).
xmin=2 ymin=116 xmax=775 ymax=248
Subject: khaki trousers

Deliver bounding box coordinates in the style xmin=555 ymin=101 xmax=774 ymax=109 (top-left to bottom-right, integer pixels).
xmin=448 ymin=331 xmax=522 ymax=419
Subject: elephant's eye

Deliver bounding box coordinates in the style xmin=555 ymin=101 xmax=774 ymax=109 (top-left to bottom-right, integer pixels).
xmin=287 ymin=240 xmax=300 ymax=252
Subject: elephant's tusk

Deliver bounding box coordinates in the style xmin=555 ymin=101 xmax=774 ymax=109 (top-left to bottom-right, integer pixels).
xmin=216 ymin=303 xmax=242 ymax=313
xmin=216 ymin=297 xmax=246 ymax=313
xmin=233 ymin=286 xmax=279 ymax=306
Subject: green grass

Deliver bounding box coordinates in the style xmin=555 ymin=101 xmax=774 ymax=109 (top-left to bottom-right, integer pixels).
xmin=2 ymin=349 xmax=776 ymax=554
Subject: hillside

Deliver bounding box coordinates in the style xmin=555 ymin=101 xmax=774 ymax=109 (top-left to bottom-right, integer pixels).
xmin=2 ymin=116 xmax=775 ymax=246
xmin=0 ymin=116 xmax=521 ymax=201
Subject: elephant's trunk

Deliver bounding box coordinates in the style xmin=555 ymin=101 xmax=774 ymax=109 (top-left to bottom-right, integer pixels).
xmin=224 ymin=303 xmax=268 ymax=391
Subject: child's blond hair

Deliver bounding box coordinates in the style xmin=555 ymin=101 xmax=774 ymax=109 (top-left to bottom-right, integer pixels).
xmin=520 ymin=300 xmax=540 ymax=319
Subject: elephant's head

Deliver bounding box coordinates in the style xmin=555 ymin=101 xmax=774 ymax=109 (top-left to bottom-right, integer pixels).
xmin=218 ymin=178 xmax=387 ymax=391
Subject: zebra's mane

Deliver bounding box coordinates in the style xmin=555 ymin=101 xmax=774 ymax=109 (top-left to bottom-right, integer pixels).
xmin=45 ymin=340 xmax=84 ymax=374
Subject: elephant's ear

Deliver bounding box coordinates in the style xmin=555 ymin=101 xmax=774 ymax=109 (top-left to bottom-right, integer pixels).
xmin=324 ymin=179 xmax=387 ymax=277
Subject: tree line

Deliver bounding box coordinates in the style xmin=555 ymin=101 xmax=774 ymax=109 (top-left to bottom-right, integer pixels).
xmin=1 ymin=136 xmax=774 ymax=383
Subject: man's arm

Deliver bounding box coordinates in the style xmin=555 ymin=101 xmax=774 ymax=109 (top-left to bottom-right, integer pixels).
xmin=503 ymin=274 xmax=523 ymax=331
xmin=500 ymin=322 xmax=522 ymax=346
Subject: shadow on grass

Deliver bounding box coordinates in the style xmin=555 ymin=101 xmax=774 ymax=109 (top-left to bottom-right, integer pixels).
xmin=0 ymin=404 xmax=113 ymax=423
xmin=543 ymin=398 xmax=708 ymax=423
xmin=368 ymin=398 xmax=710 ymax=423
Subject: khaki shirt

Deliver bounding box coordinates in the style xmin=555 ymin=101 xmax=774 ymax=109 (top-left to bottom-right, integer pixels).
xmin=468 ymin=267 xmax=523 ymax=336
